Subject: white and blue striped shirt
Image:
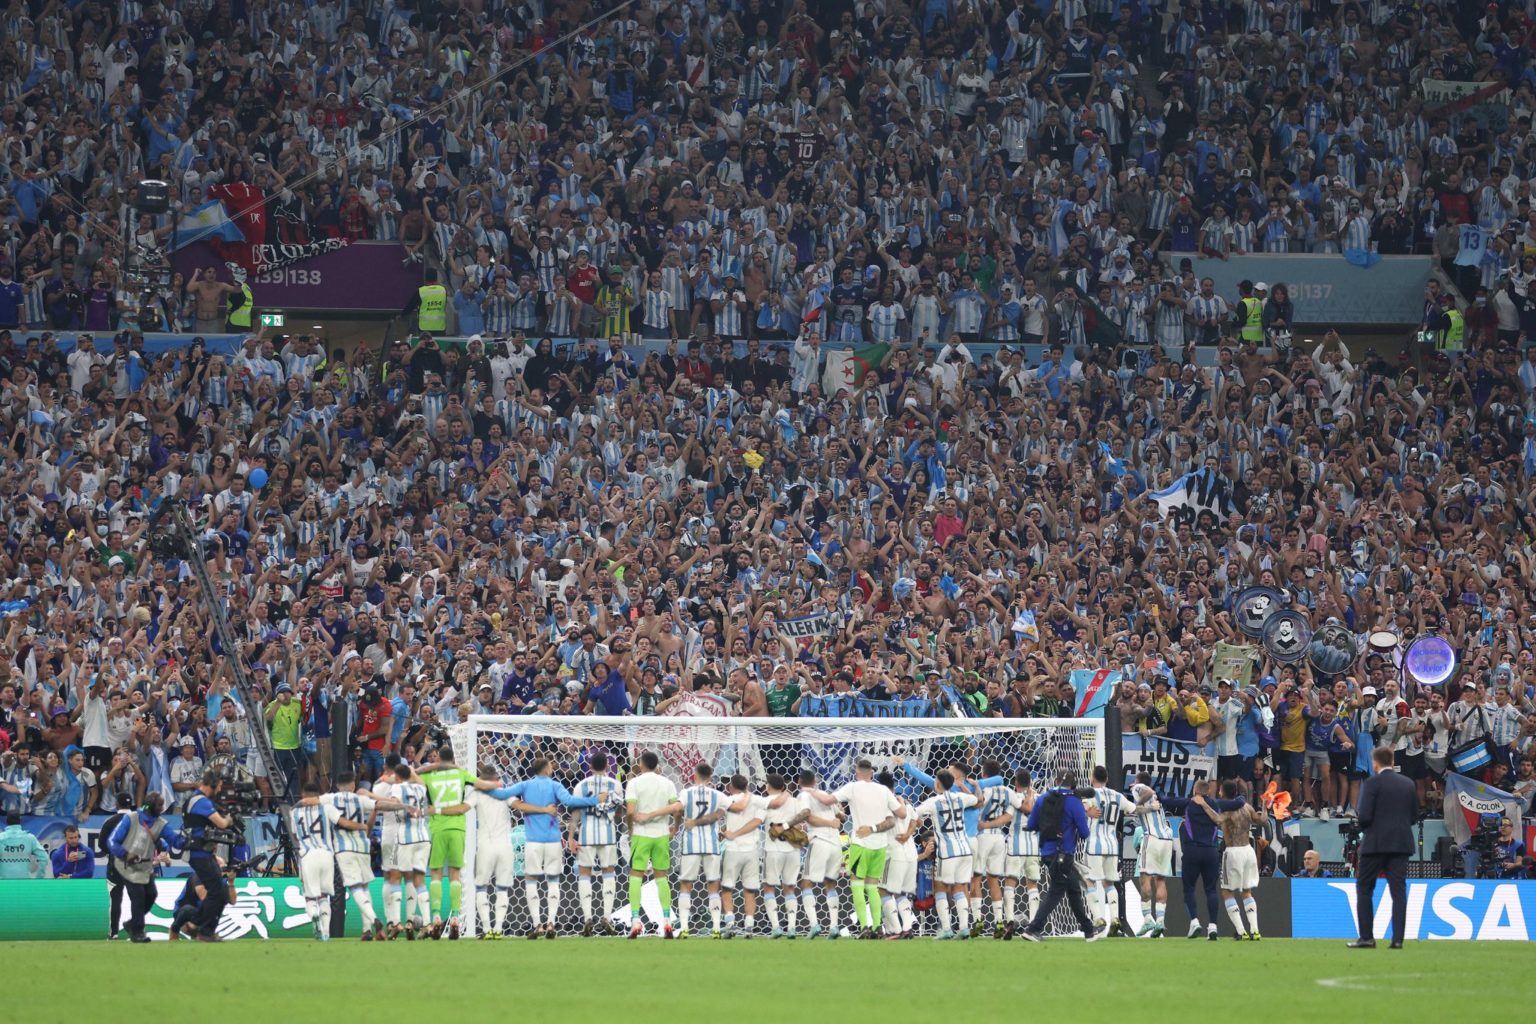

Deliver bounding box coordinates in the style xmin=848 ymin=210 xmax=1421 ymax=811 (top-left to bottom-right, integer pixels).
xmin=1006 ymin=789 xmax=1040 ymax=857
xmin=978 ymin=782 xmax=1010 ymax=835
xmin=916 ymin=791 xmax=977 ymax=859
xmin=677 ymin=784 xmax=729 ymax=856
xmin=292 ymin=801 xmax=338 ymax=855
xmin=325 ymin=790 xmax=376 ymax=854
xmin=1085 ymin=786 xmax=1136 ymax=857
xmin=1133 ymin=787 xmax=1175 ymax=841
xmin=573 ymin=773 xmax=624 ymax=846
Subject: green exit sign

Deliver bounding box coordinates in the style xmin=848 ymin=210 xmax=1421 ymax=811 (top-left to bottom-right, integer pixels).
xmin=259 ymin=313 xmax=285 ymax=327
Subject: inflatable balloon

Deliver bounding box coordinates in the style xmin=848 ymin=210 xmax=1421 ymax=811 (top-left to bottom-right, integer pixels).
xmin=249 ymin=467 xmax=269 ymax=489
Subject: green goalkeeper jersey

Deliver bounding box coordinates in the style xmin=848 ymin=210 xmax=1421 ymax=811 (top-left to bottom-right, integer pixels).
xmin=420 ymin=766 xmax=477 ymax=832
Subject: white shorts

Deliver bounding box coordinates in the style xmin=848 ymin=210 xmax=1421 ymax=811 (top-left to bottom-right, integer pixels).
xmin=1137 ymin=837 xmax=1175 ymax=878
xmin=576 ymin=844 xmax=618 ymax=871
xmin=974 ymin=834 xmax=1007 ymax=877
xmin=883 ymin=855 xmax=917 ymax=895
xmin=764 ymin=849 xmax=801 ymax=888
xmin=524 ymin=841 xmax=563 ymax=878
xmin=721 ymin=848 xmax=761 ymax=889
xmin=1221 ymin=846 xmax=1259 ymax=891
xmin=936 ymin=854 xmax=974 ymax=887
xmin=678 ymin=853 xmax=722 ymax=884
xmin=336 ymin=850 xmax=373 ymax=889
xmin=300 ymin=849 xmax=335 ymax=898
xmin=803 ymin=839 xmax=841 ymax=883
xmin=1005 ymin=854 xmax=1041 ymax=883
xmin=383 ymin=842 xmax=429 ymax=875
xmin=1083 ymin=853 xmax=1120 ymax=882
xmin=475 ymin=844 xmax=516 ymax=887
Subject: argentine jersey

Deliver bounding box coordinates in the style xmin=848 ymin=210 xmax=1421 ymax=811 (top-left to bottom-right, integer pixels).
xmin=915 ymin=791 xmax=978 ymax=859
xmin=1006 ymin=789 xmax=1039 ymax=856
xmin=573 ymin=774 xmax=624 ymax=846
xmin=292 ymin=800 xmax=340 ymax=855
xmin=1131 ymin=785 xmax=1174 ymax=841
xmin=1086 ymin=786 xmax=1137 ymax=857
xmin=326 ymin=791 xmax=377 ymax=854
xmin=376 ymin=780 xmax=430 ymax=846
xmin=888 ymin=796 xmax=919 ymax=861
xmin=764 ymin=792 xmax=805 ymax=853
xmin=723 ymin=793 xmax=770 ymax=853
xmin=469 ymin=789 xmax=514 ymax=848
xmin=978 ymin=782 xmax=1010 ymax=835
xmin=803 ymin=789 xmax=843 ymax=846
xmin=678 ymin=785 xmax=730 ymax=856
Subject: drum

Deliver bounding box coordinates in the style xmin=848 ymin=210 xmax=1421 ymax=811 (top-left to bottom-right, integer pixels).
xmin=1306 ymin=623 xmax=1360 ymax=676
xmin=1404 ymin=635 xmax=1457 ymax=687
xmin=1235 ymin=586 xmax=1287 ymax=640
xmin=1262 ymin=608 xmax=1312 ymax=664
xmin=1367 ymin=630 xmax=1400 ymax=656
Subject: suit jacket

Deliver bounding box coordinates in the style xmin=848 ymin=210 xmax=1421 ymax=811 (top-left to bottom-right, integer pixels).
xmin=1357 ymin=768 xmax=1418 ymax=856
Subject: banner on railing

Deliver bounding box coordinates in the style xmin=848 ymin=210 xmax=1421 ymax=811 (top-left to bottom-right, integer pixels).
xmin=1120 ymin=733 xmax=1217 ymax=801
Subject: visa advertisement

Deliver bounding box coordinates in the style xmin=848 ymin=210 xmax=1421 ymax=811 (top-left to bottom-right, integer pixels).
xmin=1292 ymin=878 xmax=1536 ymax=941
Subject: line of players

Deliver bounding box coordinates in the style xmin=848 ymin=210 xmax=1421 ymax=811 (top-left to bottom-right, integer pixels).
xmin=287 ymin=745 xmax=1259 ymax=941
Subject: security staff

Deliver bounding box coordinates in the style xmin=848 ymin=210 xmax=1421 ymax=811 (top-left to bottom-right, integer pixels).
xmin=107 ymin=793 xmax=186 ymax=942
xmin=227 ymin=273 xmax=254 ymax=331
xmin=1439 ymin=296 xmax=1465 ymax=353
xmin=1017 ymin=769 xmax=1098 ymax=942
xmin=1235 ymin=280 xmax=1264 ymax=343
xmin=180 ymin=771 xmax=237 ymax=941
xmin=1179 ymin=778 xmax=1229 ymax=939
xmin=402 ymin=267 xmax=448 ymax=333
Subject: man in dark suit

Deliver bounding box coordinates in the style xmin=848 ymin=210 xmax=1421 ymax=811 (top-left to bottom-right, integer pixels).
xmin=1348 ymin=746 xmax=1418 ymax=948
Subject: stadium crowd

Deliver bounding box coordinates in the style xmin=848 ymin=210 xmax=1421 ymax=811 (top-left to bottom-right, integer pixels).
xmin=0 ymin=0 xmax=1535 ymax=861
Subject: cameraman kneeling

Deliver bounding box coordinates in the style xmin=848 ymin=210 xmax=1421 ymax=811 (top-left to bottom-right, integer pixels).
xmin=181 ymin=770 xmax=238 ymax=941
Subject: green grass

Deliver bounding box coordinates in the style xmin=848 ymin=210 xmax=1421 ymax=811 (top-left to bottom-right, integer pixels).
xmin=5 ymin=937 xmax=1526 ymax=1023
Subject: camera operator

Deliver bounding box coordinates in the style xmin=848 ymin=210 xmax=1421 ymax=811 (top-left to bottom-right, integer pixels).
xmin=1492 ymin=819 xmax=1527 ymax=879
xmin=1460 ymin=813 xmax=1504 ymax=879
xmin=181 ymin=770 xmax=238 ymax=941
xmin=106 ymin=793 xmax=183 ymax=942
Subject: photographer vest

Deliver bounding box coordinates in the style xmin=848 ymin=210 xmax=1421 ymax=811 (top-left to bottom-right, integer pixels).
xmin=113 ymin=814 xmax=168 ymax=884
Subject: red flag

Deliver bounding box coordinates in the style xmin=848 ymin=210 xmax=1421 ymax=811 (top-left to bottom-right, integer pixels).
xmin=207 ymin=183 xmax=267 ymax=271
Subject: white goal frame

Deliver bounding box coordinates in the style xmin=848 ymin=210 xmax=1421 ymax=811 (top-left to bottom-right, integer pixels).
xmin=450 ymin=715 xmax=1105 ymax=937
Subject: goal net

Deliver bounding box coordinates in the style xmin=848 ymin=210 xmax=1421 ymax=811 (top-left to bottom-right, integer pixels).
xmin=451 ymin=715 xmax=1104 ymax=939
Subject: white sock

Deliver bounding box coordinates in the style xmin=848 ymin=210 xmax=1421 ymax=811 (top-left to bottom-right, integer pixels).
xmin=1225 ymin=898 xmax=1245 ymax=936
xmin=493 ymin=888 xmax=509 ymax=933
xmin=723 ymin=912 xmax=736 ymax=930
xmin=898 ymin=895 xmax=915 ymax=932
xmin=318 ymin=899 xmax=332 ymax=936
xmin=475 ymin=887 xmax=491 ymax=933
xmin=825 ymin=892 xmax=839 ymax=931
xmin=678 ymin=890 xmax=692 ymax=929
xmin=781 ymin=891 xmax=796 ymax=931
xmin=383 ymin=883 xmax=402 ymax=926
xmin=600 ymin=874 xmax=616 ymax=919
xmin=526 ymin=882 xmax=543 ymax=929
xmin=579 ymin=876 xmax=594 ymax=921
xmin=955 ymin=893 xmax=971 ymax=932
xmin=1004 ymin=885 xmax=1017 ymax=923
xmin=935 ymin=892 xmax=951 ymax=933
xmin=1103 ymin=883 xmax=1117 ymax=921
xmin=415 ymin=883 xmax=432 ymax=925
xmin=350 ymin=886 xmax=376 ymax=927
xmin=708 ymin=892 xmax=722 ymax=931
xmin=800 ymin=889 xmax=818 ymax=929
xmin=306 ymin=897 xmax=323 ymax=926
xmin=743 ymin=915 xmax=755 ymax=934
xmin=1243 ymin=896 xmax=1258 ymax=934
xmin=546 ymin=879 xmax=560 ymax=929
xmin=881 ymin=896 xmax=898 ymax=933
xmin=1027 ymin=887 xmax=1041 ymax=922
xmin=765 ymin=893 xmax=780 ymax=931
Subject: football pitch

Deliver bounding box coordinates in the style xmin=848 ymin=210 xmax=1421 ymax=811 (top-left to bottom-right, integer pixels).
xmin=6 ymin=938 xmax=1526 ymax=1023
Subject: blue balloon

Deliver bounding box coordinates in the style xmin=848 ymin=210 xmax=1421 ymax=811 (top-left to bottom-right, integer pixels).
xmin=249 ymin=467 xmax=268 ymax=489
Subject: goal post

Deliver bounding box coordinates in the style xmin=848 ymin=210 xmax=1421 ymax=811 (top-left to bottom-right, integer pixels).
xmin=450 ymin=715 xmax=1105 ymax=938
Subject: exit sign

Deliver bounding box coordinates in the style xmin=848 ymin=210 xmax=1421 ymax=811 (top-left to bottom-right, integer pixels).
xmin=259 ymin=313 xmax=285 ymax=327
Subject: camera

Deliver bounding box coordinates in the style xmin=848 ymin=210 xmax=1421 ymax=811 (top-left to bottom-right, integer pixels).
xmin=1462 ymin=815 xmax=1503 ymax=878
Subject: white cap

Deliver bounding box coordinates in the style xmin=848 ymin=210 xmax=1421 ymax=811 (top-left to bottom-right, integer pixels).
xmin=1254 ymin=281 xmax=1269 ymax=290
